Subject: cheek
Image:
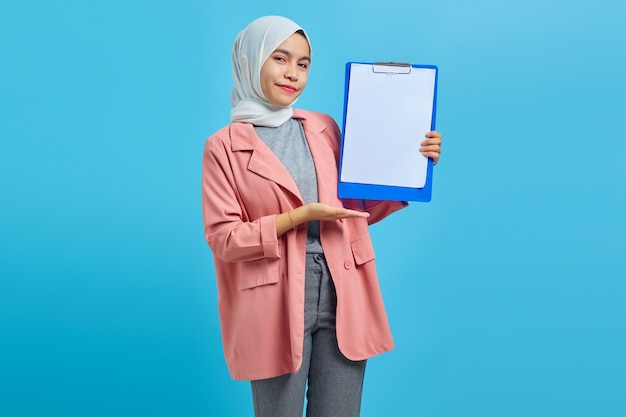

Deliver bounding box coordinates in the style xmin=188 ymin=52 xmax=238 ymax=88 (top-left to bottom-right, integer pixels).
xmin=260 ymin=79 xmax=270 ymax=98
xmin=299 ymin=72 xmax=309 ymax=88
xmin=259 ymin=63 xmax=273 ymax=86
xmin=259 ymin=71 xmax=273 ymax=97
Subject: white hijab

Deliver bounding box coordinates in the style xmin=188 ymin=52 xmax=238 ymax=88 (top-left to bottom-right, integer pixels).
xmin=230 ymin=16 xmax=310 ymax=127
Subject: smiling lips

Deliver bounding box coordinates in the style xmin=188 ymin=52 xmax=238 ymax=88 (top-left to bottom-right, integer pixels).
xmin=278 ymin=84 xmax=297 ymax=93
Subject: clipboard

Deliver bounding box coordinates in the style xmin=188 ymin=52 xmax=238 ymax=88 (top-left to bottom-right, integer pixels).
xmin=338 ymin=62 xmax=438 ymax=202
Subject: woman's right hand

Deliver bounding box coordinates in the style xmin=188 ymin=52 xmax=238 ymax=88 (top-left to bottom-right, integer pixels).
xmin=276 ymin=203 xmax=369 ymax=237
xmin=302 ymin=203 xmax=370 ymax=221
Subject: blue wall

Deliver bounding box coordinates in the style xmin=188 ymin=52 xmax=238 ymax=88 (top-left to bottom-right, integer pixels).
xmin=1 ymin=1 xmax=625 ymax=416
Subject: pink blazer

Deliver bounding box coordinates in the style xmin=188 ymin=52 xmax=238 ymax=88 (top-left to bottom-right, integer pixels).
xmin=201 ymin=109 xmax=407 ymax=380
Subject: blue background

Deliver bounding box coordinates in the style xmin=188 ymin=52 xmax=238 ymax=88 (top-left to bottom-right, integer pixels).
xmin=1 ymin=1 xmax=625 ymax=416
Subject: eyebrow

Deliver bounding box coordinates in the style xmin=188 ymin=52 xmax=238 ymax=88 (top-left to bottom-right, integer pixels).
xmin=273 ymin=48 xmax=311 ymax=62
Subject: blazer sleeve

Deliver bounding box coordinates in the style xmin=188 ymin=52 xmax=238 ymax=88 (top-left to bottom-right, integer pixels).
xmin=201 ymin=134 xmax=281 ymax=263
xmin=322 ymin=114 xmax=409 ymax=224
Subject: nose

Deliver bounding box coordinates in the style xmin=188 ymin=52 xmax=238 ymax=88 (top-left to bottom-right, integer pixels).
xmin=284 ymin=63 xmax=298 ymax=81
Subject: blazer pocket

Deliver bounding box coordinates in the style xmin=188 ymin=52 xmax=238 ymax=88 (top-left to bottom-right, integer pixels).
xmin=350 ymin=234 xmax=376 ymax=266
xmin=238 ymin=258 xmax=280 ymax=290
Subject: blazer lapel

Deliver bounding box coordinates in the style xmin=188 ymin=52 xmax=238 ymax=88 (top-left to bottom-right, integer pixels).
xmin=229 ymin=122 xmax=303 ymax=203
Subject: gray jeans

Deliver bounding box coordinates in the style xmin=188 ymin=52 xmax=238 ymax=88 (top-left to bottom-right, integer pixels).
xmin=251 ymin=253 xmax=367 ymax=417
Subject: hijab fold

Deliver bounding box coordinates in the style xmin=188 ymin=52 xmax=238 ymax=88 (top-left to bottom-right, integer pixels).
xmin=230 ymin=16 xmax=309 ymax=127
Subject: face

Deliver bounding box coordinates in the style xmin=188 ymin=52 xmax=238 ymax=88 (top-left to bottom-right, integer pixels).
xmin=260 ymin=33 xmax=311 ymax=107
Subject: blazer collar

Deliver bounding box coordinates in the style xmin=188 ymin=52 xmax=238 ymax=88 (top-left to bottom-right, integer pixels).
xmin=229 ymin=110 xmax=326 ymax=151
xmin=228 ymin=110 xmax=333 ymax=205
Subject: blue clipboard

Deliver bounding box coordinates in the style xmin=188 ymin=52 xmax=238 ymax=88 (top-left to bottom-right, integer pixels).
xmin=338 ymin=62 xmax=439 ymax=202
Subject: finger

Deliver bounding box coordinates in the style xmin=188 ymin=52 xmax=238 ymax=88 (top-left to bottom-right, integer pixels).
xmin=420 ymin=152 xmax=439 ymax=165
xmin=343 ymin=209 xmax=370 ymax=218
xmin=421 ymin=137 xmax=442 ymax=146
xmin=420 ymin=146 xmax=441 ymax=155
xmin=421 ymin=151 xmax=439 ymax=158
xmin=425 ymin=131 xmax=442 ymax=138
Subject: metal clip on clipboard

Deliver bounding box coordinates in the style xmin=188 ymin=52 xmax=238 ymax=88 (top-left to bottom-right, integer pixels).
xmin=372 ymin=62 xmax=412 ymax=74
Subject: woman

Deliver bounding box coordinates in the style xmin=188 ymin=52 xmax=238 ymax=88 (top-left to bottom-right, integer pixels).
xmin=201 ymin=15 xmax=442 ymax=417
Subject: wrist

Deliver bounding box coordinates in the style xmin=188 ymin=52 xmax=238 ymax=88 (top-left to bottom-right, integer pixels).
xmin=288 ymin=211 xmax=297 ymax=230
xmin=291 ymin=206 xmax=308 ymax=228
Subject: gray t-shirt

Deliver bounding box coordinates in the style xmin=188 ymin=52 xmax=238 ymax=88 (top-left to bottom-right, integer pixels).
xmin=254 ymin=119 xmax=323 ymax=254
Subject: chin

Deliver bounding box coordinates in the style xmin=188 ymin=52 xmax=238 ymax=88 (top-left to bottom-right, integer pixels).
xmin=272 ymin=99 xmax=297 ymax=108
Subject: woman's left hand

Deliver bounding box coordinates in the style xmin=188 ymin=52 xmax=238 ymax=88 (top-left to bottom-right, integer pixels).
xmin=421 ymin=131 xmax=442 ymax=165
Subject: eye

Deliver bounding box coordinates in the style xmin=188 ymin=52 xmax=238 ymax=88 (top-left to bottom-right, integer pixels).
xmin=274 ymin=56 xmax=286 ymax=63
xmin=298 ymin=62 xmax=309 ymax=70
